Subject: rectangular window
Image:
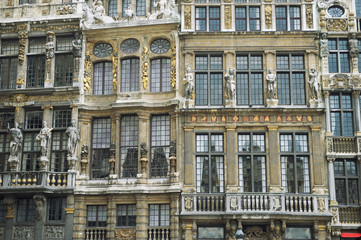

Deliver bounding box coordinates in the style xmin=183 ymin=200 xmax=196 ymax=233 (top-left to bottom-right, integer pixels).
xmin=329 ymin=38 xmax=350 ymax=73
xmin=117 ymin=204 xmax=136 ymax=227
xmin=335 ymin=159 xmax=359 ymax=205
xmin=17 ymin=198 xmax=35 ymax=222
xmin=55 ymin=36 xmax=74 ymax=87
xmin=196 ymin=7 xmax=206 ymax=31
xmin=195 ymin=54 xmax=223 ymax=106
xmin=196 ymin=133 xmax=224 ymax=193
xmin=121 ymin=58 xmax=139 ymax=92
xmin=0 ymin=198 xmax=5 ymax=223
xmin=19 ymin=0 xmax=36 ymax=4
xmin=235 ymin=6 xmax=260 ymax=31
xmin=87 ymin=205 xmax=107 ymax=227
xmin=150 ymin=115 xmax=170 ymax=177
xmin=0 ymin=40 xmax=18 ymax=89
xmin=108 ymin=0 xmax=118 ymax=17
xmin=120 ymin=115 xmax=138 ymax=178
xmin=151 ymin=58 xmax=171 ymax=92
xmin=209 ymin=7 xmax=220 ymax=31
xmin=0 ymin=112 xmax=14 ymax=171
xmin=236 ymin=54 xmax=263 ymax=105
xmin=136 ymin=0 xmax=146 ymax=16
xmin=238 ymin=133 xmax=266 ymax=192
xmin=27 ymin=38 xmax=46 ymax=88
xmin=276 ymin=6 xmax=301 ymax=31
xmin=94 ymin=62 xmax=113 ymax=95
xmin=149 ymin=204 xmax=169 ymax=226
xmin=51 ymin=109 xmax=71 ymax=172
xmin=280 ymin=133 xmax=310 ymax=193
xmin=47 ymin=198 xmax=66 ymax=221
xmin=277 ymin=54 xmax=305 ymax=105
xmin=285 ymin=227 xmax=312 ymax=240
xmin=91 ymin=118 xmax=111 ymax=179
xmin=195 ymin=7 xmax=220 ymax=31
xmin=122 ymin=0 xmax=131 ymax=17
xmin=330 ymin=93 xmax=354 ymax=136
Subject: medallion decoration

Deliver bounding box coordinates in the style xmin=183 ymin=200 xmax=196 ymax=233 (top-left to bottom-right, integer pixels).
xmin=184 ymin=197 xmax=193 ymax=211
xmin=93 ymin=43 xmax=113 ymax=58
xmin=150 ymin=38 xmax=170 ymax=54
xmin=121 ymin=38 xmax=140 ymax=54
xmin=326 ymin=19 xmax=347 ymax=31
xmin=115 ymin=228 xmax=136 ymax=240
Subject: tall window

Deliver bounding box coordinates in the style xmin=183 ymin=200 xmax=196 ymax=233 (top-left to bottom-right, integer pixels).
xmin=91 ymin=118 xmax=111 ymax=179
xmin=22 ymin=111 xmax=42 ymax=171
xmin=151 ymin=58 xmax=170 ymax=92
xmin=93 ymin=62 xmax=113 ymax=95
xmin=117 ymin=204 xmax=136 ymax=227
xmin=195 ymin=7 xmax=220 ymax=31
xmin=47 ymin=198 xmax=66 ymax=221
xmin=195 ymin=54 xmax=223 ymax=106
xmin=335 ymin=159 xmax=359 ymax=205
xmin=149 ymin=204 xmax=169 ymax=226
xmin=330 ymin=93 xmax=354 ymax=136
xmin=136 ymin=0 xmax=146 ymax=16
xmin=276 ymin=6 xmax=301 ymax=31
xmin=87 ymin=205 xmax=107 ymax=227
xmin=108 ymin=0 xmax=118 ymax=17
xmin=0 ymin=112 xmax=14 ymax=171
xmin=120 ymin=115 xmax=138 ymax=178
xmin=328 ymin=38 xmax=350 ymax=73
xmin=0 ymin=39 xmax=18 ymax=89
xmin=121 ymin=58 xmax=139 ymax=92
xmin=27 ymin=38 xmax=46 ymax=88
xmin=150 ymin=115 xmax=170 ymax=177
xmin=276 ymin=54 xmax=305 ymax=105
xmin=0 ymin=198 xmax=5 ymax=223
xmin=236 ymin=54 xmax=263 ymax=105
xmin=55 ymin=36 xmax=73 ymax=87
xmin=196 ymin=133 xmax=224 ymax=193
xmin=122 ymin=0 xmax=131 ymax=17
xmin=280 ymin=133 xmax=310 ymax=193
xmin=51 ymin=109 xmax=71 ymax=172
xmin=17 ymin=198 xmax=35 ymax=222
xmin=238 ymin=133 xmax=266 ymax=192
xmin=235 ymin=6 xmax=260 ymax=31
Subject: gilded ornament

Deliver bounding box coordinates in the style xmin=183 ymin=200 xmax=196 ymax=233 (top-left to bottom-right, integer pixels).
xmin=141 ymin=47 xmax=149 ymax=89
xmin=265 ymin=5 xmax=272 ymax=29
xmin=306 ymin=5 xmax=313 ymax=28
xmin=112 ymin=49 xmax=118 ymax=90
xmin=184 ymin=5 xmax=191 ymax=29
xmin=18 ymin=31 xmax=28 ymax=66
xmin=326 ymin=19 xmax=347 ymax=31
xmin=11 ymin=94 xmax=27 ymax=103
xmin=83 ymin=51 xmax=92 ymax=92
xmin=57 ymin=4 xmax=76 ymax=15
xmin=16 ymin=78 xmax=25 ymax=85
xmin=170 ymin=45 xmax=176 ymax=88
xmin=224 ymin=5 xmax=231 ymax=29
xmin=6 ymin=0 xmax=13 ymax=6
xmin=115 ymin=228 xmax=136 ymax=240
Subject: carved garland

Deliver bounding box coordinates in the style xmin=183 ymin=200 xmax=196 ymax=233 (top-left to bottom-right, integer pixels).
xmin=265 ymin=5 xmax=272 ymax=29
xmin=141 ymin=47 xmax=149 ymax=89
xmin=56 ymin=4 xmax=76 ymax=15
xmin=171 ymin=45 xmax=176 ymax=88
xmin=184 ymin=5 xmax=191 ymax=29
xmin=225 ymin=5 xmax=231 ymax=29
xmin=83 ymin=50 xmax=92 ymax=92
xmin=306 ymin=5 xmax=313 ymax=28
xmin=18 ymin=31 xmax=28 ymax=66
xmin=112 ymin=49 xmax=118 ymax=90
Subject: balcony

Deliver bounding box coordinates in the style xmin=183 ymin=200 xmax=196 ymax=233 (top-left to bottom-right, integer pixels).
xmin=338 ymin=206 xmax=361 ymax=224
xmin=0 ymin=171 xmax=75 ymax=191
xmin=85 ymin=228 xmax=106 ymax=240
xmin=148 ymin=227 xmax=170 ymax=240
xmin=180 ymin=193 xmax=329 ymax=216
xmin=326 ymin=136 xmax=358 ymax=155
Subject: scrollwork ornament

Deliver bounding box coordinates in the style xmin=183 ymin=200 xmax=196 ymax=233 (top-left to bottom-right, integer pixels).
xmin=18 ymin=31 xmax=28 ymax=65
xmin=184 ymin=5 xmax=191 ymax=29
xmin=326 ymin=138 xmax=333 ymax=153
xmin=265 ymin=5 xmax=272 ymax=29
xmin=83 ymin=51 xmax=92 ymax=92
xmin=306 ymin=5 xmax=313 ymax=28
xmin=225 ymin=5 xmax=231 ymax=29
xmin=6 ymin=0 xmax=13 ymax=6
xmin=112 ymin=49 xmax=118 ymax=90
xmin=326 ymin=19 xmax=347 ymax=32
xmin=115 ymin=228 xmax=136 ymax=240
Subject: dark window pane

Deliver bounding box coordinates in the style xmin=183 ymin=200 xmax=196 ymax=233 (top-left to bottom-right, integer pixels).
xmin=196 ymin=7 xmax=206 ymax=31
xmin=55 ymin=54 xmax=73 ymax=87
xmin=276 ymin=7 xmax=287 ymax=31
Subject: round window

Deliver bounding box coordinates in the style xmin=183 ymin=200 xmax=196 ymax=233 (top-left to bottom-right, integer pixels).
xmin=328 ymin=6 xmax=345 ymax=17
xmin=93 ymin=43 xmax=113 ymax=58
xmin=120 ymin=38 xmax=140 ymax=54
xmin=150 ymin=38 xmax=171 ymax=54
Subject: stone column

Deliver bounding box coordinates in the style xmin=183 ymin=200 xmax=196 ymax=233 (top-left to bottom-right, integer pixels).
xmin=138 ymin=113 xmax=150 ymax=179
xmin=352 ymin=91 xmax=361 ymax=132
xmin=268 ymin=126 xmax=282 ymax=192
xmin=73 ymin=196 xmax=87 ymax=240
xmin=136 ymin=194 xmax=149 ymax=240
xmin=327 ymin=158 xmax=337 ymax=205
xmin=323 ymin=91 xmax=331 ymax=133
xmin=183 ymin=127 xmax=194 ymax=188
xmin=170 ymin=194 xmax=180 ymax=240
xmin=78 ymin=116 xmax=91 ymax=178
xmin=311 ymin=126 xmax=324 ymax=186
xmin=107 ymin=196 xmax=116 ymax=239
xmin=226 ymin=125 xmax=237 ymax=190
xmin=64 ymin=195 xmax=75 ymax=240
xmin=17 ymin=31 xmax=28 ymax=89
xmin=114 ymin=115 xmax=121 ymax=176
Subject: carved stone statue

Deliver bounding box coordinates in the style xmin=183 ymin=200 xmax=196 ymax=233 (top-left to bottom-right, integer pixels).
xmin=36 ymin=121 xmax=52 ymax=157
xmin=66 ymin=120 xmax=80 ymax=158
xmin=140 ymin=143 xmax=148 ymax=158
xmin=33 ymin=195 xmax=46 ymax=221
xmin=184 ymin=66 xmax=194 ymax=99
xmin=308 ymin=68 xmax=320 ymax=100
xmin=72 ymin=32 xmax=82 ymax=57
xmin=225 ymin=67 xmax=236 ymax=100
xmin=81 ymin=3 xmax=95 ymax=28
xmin=320 ymin=33 xmax=329 ymax=58
xmin=81 ymin=144 xmax=89 ymax=158
xmin=8 ymin=122 xmax=22 ymax=158
xmin=149 ymin=0 xmax=179 ymax=20
xmin=45 ymin=33 xmax=54 ymax=59
xmin=349 ymin=33 xmax=359 ymax=58
xmin=266 ymin=68 xmax=277 ymax=99
xmin=92 ymin=0 xmax=114 ymax=23
xmin=125 ymin=4 xmax=135 ymax=21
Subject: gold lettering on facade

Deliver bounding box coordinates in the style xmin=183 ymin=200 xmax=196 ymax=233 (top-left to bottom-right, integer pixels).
xmin=184 ymin=5 xmax=191 ymax=29
xmin=265 ymin=5 xmax=272 ymax=29
xmin=225 ymin=5 xmax=231 ymax=29
xmin=141 ymin=47 xmax=149 ymax=89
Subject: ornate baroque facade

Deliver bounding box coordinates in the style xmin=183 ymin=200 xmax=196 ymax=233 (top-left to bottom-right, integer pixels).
xmin=0 ymin=0 xmax=360 ymax=239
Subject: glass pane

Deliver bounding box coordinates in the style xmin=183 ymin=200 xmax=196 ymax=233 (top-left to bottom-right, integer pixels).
xmin=335 ymin=179 xmax=346 ymax=204
xmin=277 ymin=73 xmax=290 ymax=105
xmin=297 ymin=156 xmax=310 ymax=193
xmin=334 ymin=160 xmax=344 ymax=176
xmin=280 ymin=134 xmax=292 ymax=152
xmin=292 ymin=73 xmax=305 ymax=105
xmin=195 ymin=56 xmax=208 ymax=70
xmin=210 ymin=73 xmax=223 ymax=105
xmin=291 ymin=55 xmax=304 ymax=69
xmin=196 ymin=135 xmax=209 ymax=152
xmin=346 ymin=160 xmax=357 ymax=176
xmin=252 ymin=134 xmax=265 ymax=152
xmin=195 ymin=73 xmax=208 ymax=105
xmin=342 ymin=94 xmax=352 ymax=109
xmin=295 ymin=134 xmax=308 ymax=152
xmin=237 ymin=73 xmax=249 ymax=105
xmin=210 ymin=134 xmax=223 ymax=152
xmin=210 ymin=56 xmax=222 ymax=70
xmin=236 ymin=56 xmax=248 ymax=70
xmin=286 ymin=228 xmax=311 ymax=239
xmin=348 ymin=179 xmax=359 ymax=204
xmin=251 ymin=73 xmax=263 ymax=105
xmin=343 ymin=112 xmax=354 ymax=136
xmin=254 ymin=156 xmax=266 ymax=192
xmin=330 ymin=95 xmax=340 ymax=109
xmin=330 ymin=112 xmax=341 ymax=136
xmin=197 ymin=156 xmax=209 ymax=193
xmin=238 ymin=134 xmax=250 ymax=152
xmin=211 ymin=156 xmax=224 ymax=193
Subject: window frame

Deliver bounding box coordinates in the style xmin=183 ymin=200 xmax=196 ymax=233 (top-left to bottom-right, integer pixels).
xmin=0 ymin=39 xmax=18 ymax=90
xmin=120 ymin=115 xmax=139 ymax=178
xmin=328 ymin=38 xmax=350 ymax=73
xmin=195 ymin=6 xmax=220 ymax=31
xmin=235 ymin=6 xmax=260 ymax=31
xmin=276 ymin=5 xmax=301 ymax=31
xmin=0 ymin=112 xmax=15 ymax=171
xmin=121 ymin=58 xmax=140 ymax=92
xmin=55 ymin=36 xmax=74 ymax=87
xmin=148 ymin=204 xmax=170 ymax=227
xmin=47 ymin=197 xmax=66 ymax=221
xmin=17 ymin=198 xmax=35 ymax=222
xmin=150 ymin=58 xmax=171 ymax=92
xmin=93 ymin=61 xmax=113 ymax=95
xmin=116 ymin=204 xmax=136 ymax=227
xmin=87 ymin=205 xmax=107 ymax=227
xmin=27 ymin=37 xmax=46 ymax=88
xmin=108 ymin=0 xmax=118 ymax=17
xmin=330 ymin=93 xmax=354 ymax=136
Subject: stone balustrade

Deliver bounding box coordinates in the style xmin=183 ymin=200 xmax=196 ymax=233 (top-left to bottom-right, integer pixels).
xmin=85 ymin=228 xmax=106 ymax=240
xmin=333 ymin=137 xmax=357 ymax=153
xmin=338 ymin=206 xmax=361 ymax=224
xmin=181 ymin=193 xmax=329 ymax=215
xmin=148 ymin=227 xmax=170 ymax=240
xmin=0 ymin=171 xmax=75 ymax=188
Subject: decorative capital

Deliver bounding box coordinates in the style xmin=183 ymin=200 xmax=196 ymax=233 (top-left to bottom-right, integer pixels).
xmin=327 ymin=157 xmax=335 ymax=162
xmin=264 ymin=50 xmax=276 ymax=55
xmin=352 ymin=91 xmax=361 ymax=98
xmin=65 ymin=208 xmax=75 ymax=214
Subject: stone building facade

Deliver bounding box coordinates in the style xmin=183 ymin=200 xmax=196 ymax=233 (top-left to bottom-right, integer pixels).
xmin=0 ymin=0 xmax=360 ymax=239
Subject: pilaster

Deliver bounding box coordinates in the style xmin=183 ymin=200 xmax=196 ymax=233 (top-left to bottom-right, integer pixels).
xmin=136 ymin=194 xmax=149 ymax=240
